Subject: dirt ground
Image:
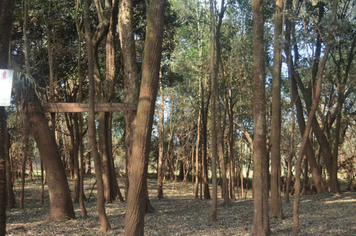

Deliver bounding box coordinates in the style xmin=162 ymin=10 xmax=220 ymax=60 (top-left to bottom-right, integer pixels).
xmin=6 ymin=176 xmax=356 ymax=235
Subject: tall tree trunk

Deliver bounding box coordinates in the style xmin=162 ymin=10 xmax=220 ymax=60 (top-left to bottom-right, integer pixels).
xmin=215 ymin=0 xmax=228 ymax=205
xmin=119 ymin=0 xmax=140 ymax=200
xmin=84 ymin=0 xmax=111 ymax=232
xmin=270 ymin=0 xmax=283 ymax=219
xmin=209 ymin=0 xmax=218 ymax=222
xmin=124 ymin=0 xmax=166 ymax=234
xmin=75 ymin=0 xmax=87 ymax=216
xmin=293 ymin=2 xmax=337 ymax=233
xmin=252 ymin=0 xmax=270 ymax=234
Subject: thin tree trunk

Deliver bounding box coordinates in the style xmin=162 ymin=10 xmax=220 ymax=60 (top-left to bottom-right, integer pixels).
xmin=270 ymin=0 xmax=283 ymax=219
xmin=195 ymin=110 xmax=201 ymax=198
xmin=20 ymin=119 xmax=29 ymax=209
xmin=209 ymin=0 xmax=218 ymax=222
xmin=41 ymin=161 xmax=44 ymax=204
xmin=84 ymin=0 xmax=110 ymax=231
xmin=5 ymin=130 xmax=15 ymax=208
xmin=75 ymin=0 xmax=87 ymax=216
xmin=293 ymin=2 xmax=337 ymax=232
xmin=157 ymin=80 xmax=164 ymax=199
xmin=215 ymin=0 xmax=228 ymax=205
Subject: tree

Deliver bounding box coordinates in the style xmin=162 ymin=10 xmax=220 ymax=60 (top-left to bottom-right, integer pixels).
xmin=252 ymin=0 xmax=270 ymax=234
xmin=293 ymin=1 xmax=338 ymax=233
xmin=84 ymin=0 xmax=111 ymax=232
xmin=270 ymin=0 xmax=283 ymax=219
xmin=209 ymin=0 xmax=218 ymax=222
xmin=124 ymin=0 xmax=167 ymax=234
xmin=0 ymin=1 xmax=15 ymax=234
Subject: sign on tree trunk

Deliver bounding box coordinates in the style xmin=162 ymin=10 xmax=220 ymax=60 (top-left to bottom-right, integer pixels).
xmin=0 ymin=69 xmax=14 ymax=106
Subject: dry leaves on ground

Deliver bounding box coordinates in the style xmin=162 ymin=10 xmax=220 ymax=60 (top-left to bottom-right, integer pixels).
xmin=6 ymin=177 xmax=356 ymax=235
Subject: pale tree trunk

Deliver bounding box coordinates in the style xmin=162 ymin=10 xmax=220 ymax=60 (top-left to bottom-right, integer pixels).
xmin=84 ymin=0 xmax=111 ymax=232
xmin=157 ymin=81 xmax=164 ymax=199
xmin=252 ymin=0 xmax=270 ymax=234
xmin=270 ymin=0 xmax=283 ymax=219
xmin=194 ymin=109 xmax=201 ymax=199
xmin=118 ymin=0 xmax=139 ymax=200
xmin=293 ymin=2 xmax=337 ymax=233
xmin=215 ymin=0 xmax=228 ymax=205
xmin=209 ymin=0 xmax=218 ymax=222
xmin=124 ymin=0 xmax=166 ymax=234
xmin=20 ymin=117 xmax=29 ymax=209
xmin=228 ymin=106 xmax=235 ymax=200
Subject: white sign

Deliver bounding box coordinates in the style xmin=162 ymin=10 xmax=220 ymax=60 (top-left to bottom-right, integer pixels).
xmin=0 ymin=69 xmax=14 ymax=106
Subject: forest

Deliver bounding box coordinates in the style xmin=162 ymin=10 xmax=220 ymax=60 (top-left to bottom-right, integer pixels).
xmin=0 ymin=0 xmax=355 ymax=235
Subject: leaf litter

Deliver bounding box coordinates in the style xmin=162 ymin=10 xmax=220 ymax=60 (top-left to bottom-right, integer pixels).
xmin=6 ymin=177 xmax=356 ymax=235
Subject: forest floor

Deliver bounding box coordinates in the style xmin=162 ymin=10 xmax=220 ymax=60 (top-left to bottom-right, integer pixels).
xmin=5 ymin=175 xmax=356 ymax=235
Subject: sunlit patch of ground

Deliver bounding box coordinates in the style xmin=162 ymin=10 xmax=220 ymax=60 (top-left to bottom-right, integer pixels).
xmin=6 ymin=176 xmax=356 ymax=235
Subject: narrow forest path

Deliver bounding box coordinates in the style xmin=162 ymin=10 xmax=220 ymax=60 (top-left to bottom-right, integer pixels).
xmin=6 ymin=177 xmax=356 ymax=235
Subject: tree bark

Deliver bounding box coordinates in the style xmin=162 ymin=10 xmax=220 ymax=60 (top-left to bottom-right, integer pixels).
xmin=27 ymin=105 xmax=75 ymax=221
xmin=124 ymin=0 xmax=166 ymax=234
xmin=209 ymin=0 xmax=218 ymax=222
xmin=84 ymin=0 xmax=111 ymax=232
xmin=0 ymin=2 xmax=15 ymax=234
xmin=119 ymin=0 xmax=140 ymax=200
xmin=293 ymin=2 xmax=337 ymax=233
xmin=270 ymin=0 xmax=283 ymax=219
xmin=252 ymin=0 xmax=270 ymax=234
xmin=215 ymin=0 xmax=228 ymax=205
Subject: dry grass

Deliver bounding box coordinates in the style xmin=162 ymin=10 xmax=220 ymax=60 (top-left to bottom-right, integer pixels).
xmin=6 ymin=176 xmax=356 ymax=235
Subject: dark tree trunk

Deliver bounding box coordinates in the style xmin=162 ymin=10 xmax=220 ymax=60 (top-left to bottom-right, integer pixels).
xmin=124 ymin=0 xmax=166 ymax=234
xmin=0 ymin=3 xmax=15 ymax=234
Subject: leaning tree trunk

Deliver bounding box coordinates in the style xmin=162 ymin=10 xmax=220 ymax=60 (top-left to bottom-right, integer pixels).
xmin=27 ymin=105 xmax=75 ymax=221
xmin=124 ymin=0 xmax=166 ymax=234
xmin=293 ymin=2 xmax=337 ymax=232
